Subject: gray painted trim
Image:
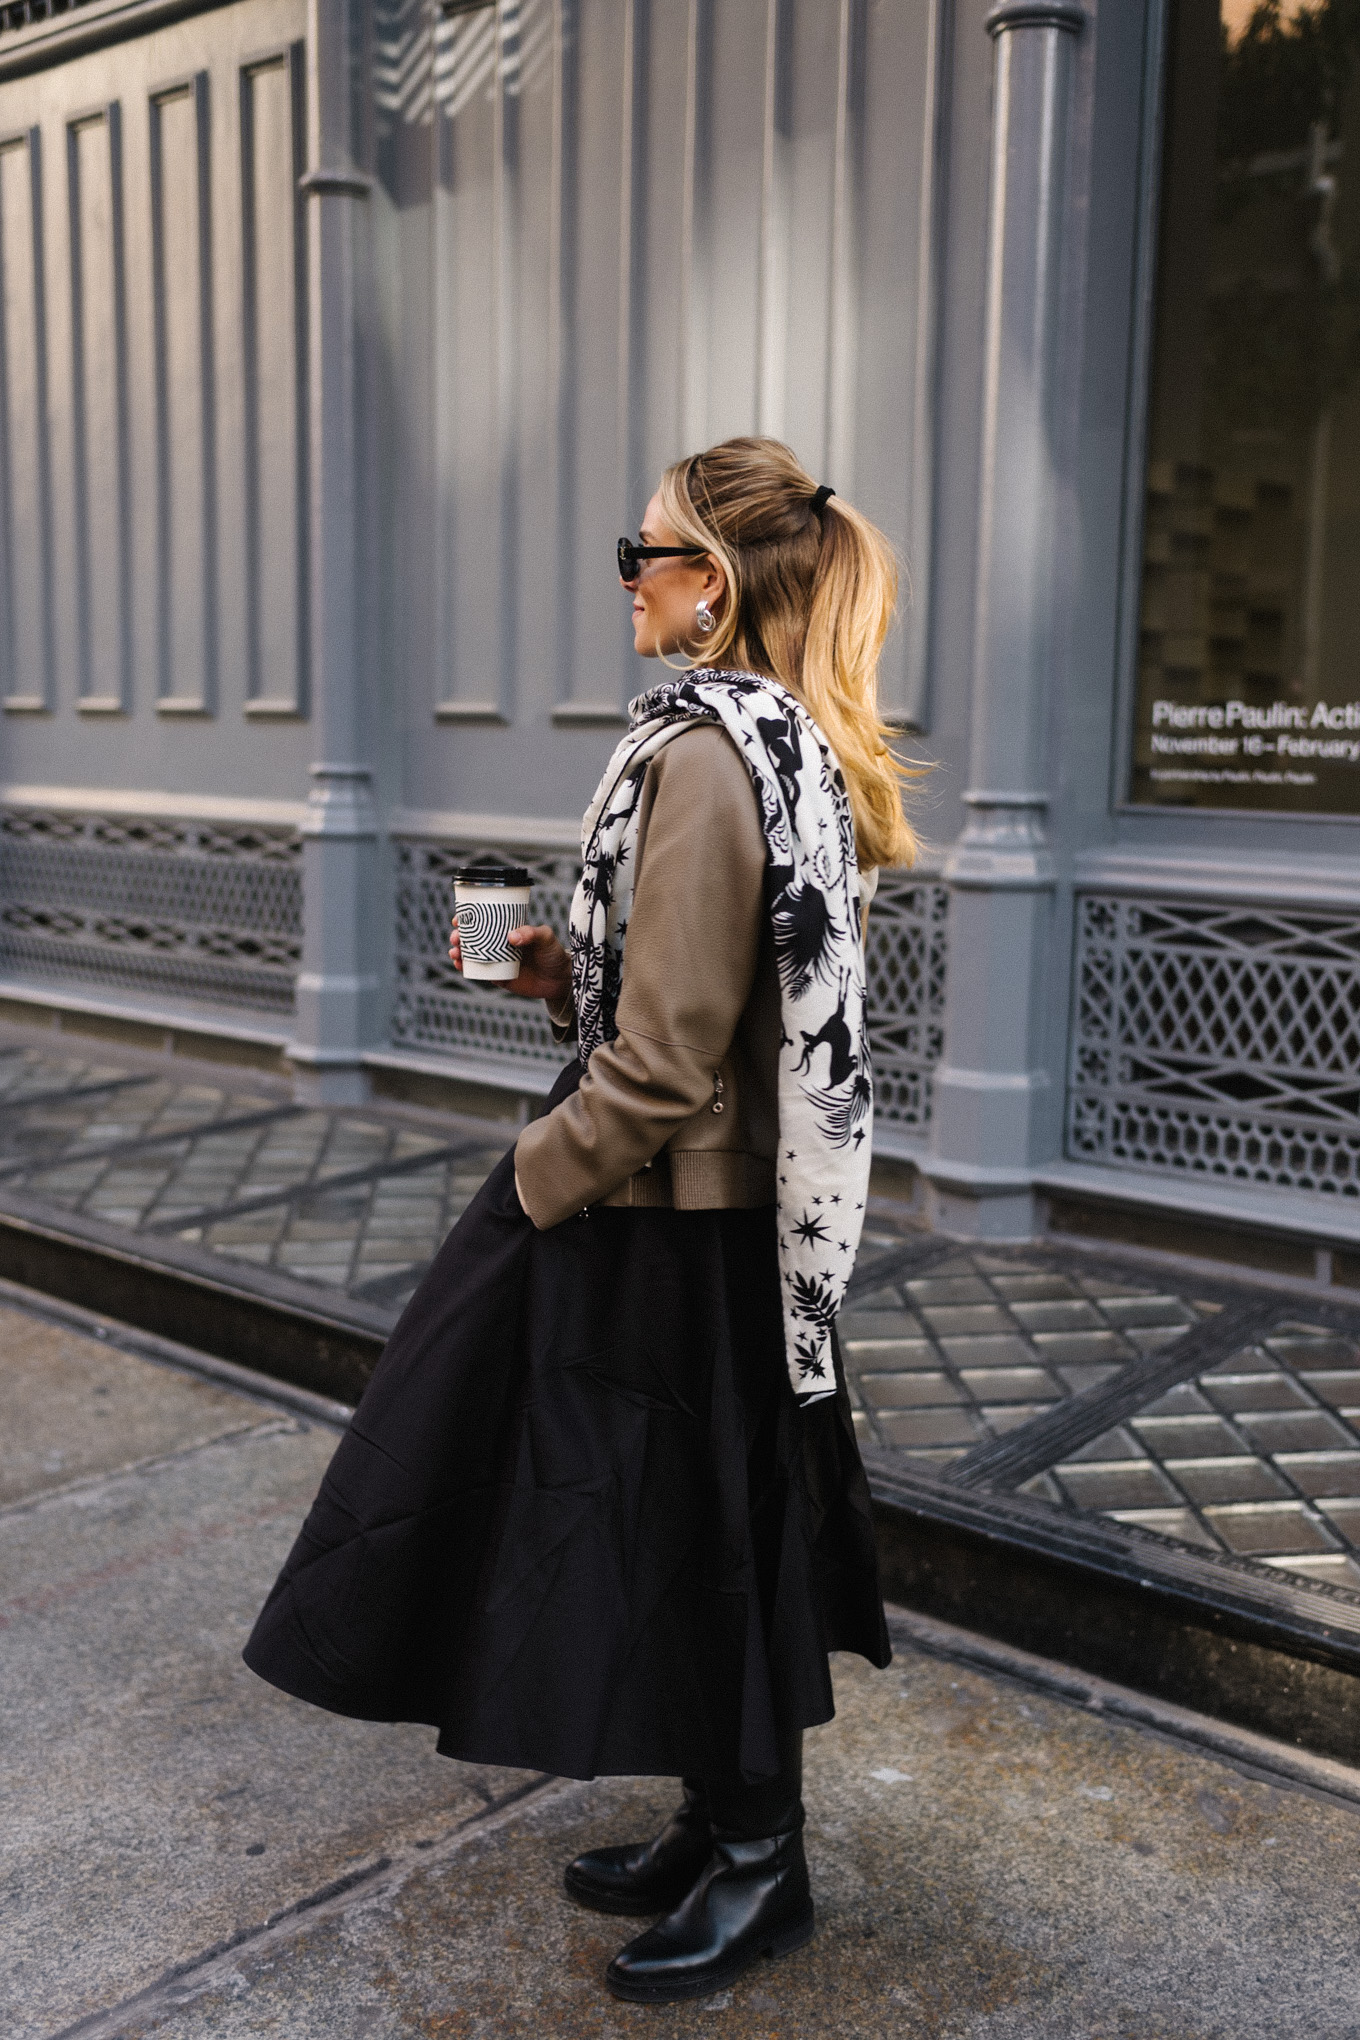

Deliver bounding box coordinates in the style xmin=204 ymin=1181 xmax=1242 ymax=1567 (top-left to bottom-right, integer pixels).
xmin=387 ymin=807 xmax=582 ymax=850
xmin=0 ymin=122 xmax=55 ymax=713
xmin=550 ymin=703 xmax=629 ymax=728
xmin=0 ymin=783 xmax=308 ymax=824
xmin=1072 ymin=846 xmax=1360 ymax=908
xmin=297 ymin=167 xmax=372 ymax=197
xmin=868 ymin=1121 xmax=928 ymax=1165
xmin=0 ymin=0 xmax=238 ymax=84
xmin=363 ymin=1042 xmax=560 ymax=1099
xmin=67 ymin=95 xmax=133 ymax=715
xmin=985 ymin=1 xmax=1087 ymax=31
xmin=433 ymin=703 xmax=510 ymax=725
xmin=149 ymin=68 xmax=217 ymax=718
xmin=1037 ymin=1155 xmax=1360 ymax=1248
xmin=902 ymin=0 xmax=949 ymax=733
xmin=0 ymin=976 xmax=294 ymax=1045
xmin=240 ymin=36 xmax=308 ymax=719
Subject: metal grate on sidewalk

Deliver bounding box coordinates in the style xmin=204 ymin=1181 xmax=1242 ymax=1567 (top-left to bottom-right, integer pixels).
xmin=839 ymin=1239 xmax=1360 ymax=1599
xmin=0 ymin=1042 xmax=510 ymax=1318
xmin=3 ymin=1031 xmax=1360 ymax=1616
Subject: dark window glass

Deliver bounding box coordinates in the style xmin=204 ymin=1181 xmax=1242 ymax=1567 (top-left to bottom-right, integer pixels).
xmin=1131 ymin=0 xmax=1360 ymax=813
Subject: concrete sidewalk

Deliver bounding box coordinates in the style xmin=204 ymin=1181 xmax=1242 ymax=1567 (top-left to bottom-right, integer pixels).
xmin=2 ymin=1290 xmax=1356 ymax=2039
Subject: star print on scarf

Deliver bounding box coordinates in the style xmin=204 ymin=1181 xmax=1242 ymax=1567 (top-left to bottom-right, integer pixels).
xmin=568 ymin=667 xmax=873 ymax=1404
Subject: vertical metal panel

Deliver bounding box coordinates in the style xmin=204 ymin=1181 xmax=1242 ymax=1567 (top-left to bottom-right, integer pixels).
xmin=428 ymin=0 xmax=944 ymax=758
xmin=150 ymin=73 xmax=215 ymax=712
xmin=547 ymin=0 xmax=580 ymax=708
xmin=678 ymin=0 xmax=712 ymax=456
xmin=67 ymin=103 xmax=130 ymax=711
xmin=513 ymin=0 xmax=563 ymax=719
xmin=615 ymin=0 xmax=645 ymax=569
xmin=0 ymin=0 xmax=312 ymax=821
xmin=0 ymin=127 xmax=53 ymax=712
xmin=240 ymin=44 xmax=306 ymax=714
xmin=557 ymin=0 xmax=628 ymax=717
xmin=491 ymin=0 xmax=524 ymax=725
xmin=857 ymin=0 xmax=946 ymax=723
xmin=823 ymin=0 xmax=860 ymax=496
xmin=755 ymin=0 xmax=792 ymax=441
xmin=700 ymin=0 xmax=766 ymax=444
xmin=432 ymin=2 xmax=502 ymax=719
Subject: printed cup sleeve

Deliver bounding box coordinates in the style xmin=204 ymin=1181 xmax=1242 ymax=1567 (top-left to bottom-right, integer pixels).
xmin=455 ymin=894 xmax=527 ymax=965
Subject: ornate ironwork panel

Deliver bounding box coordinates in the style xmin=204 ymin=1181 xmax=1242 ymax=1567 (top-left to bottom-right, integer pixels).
xmin=864 ymin=873 xmax=949 ymax=1129
xmin=0 ymin=1 xmax=99 ymax=35
xmin=391 ymin=839 xmax=579 ymax=1070
xmin=1068 ymin=893 xmax=1360 ymax=1195
xmin=394 ymin=838 xmax=949 ymax=1128
xmin=0 ymin=808 xmax=302 ymax=1013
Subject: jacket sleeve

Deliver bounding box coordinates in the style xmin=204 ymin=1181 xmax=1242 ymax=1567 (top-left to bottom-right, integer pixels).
xmin=514 ymin=726 xmax=766 ymax=1228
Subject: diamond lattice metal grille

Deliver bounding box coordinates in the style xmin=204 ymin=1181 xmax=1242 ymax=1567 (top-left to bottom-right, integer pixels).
xmin=1068 ymin=893 xmax=1360 ymax=1195
xmin=0 ymin=809 xmax=303 ymax=1014
xmin=864 ymin=873 xmax=948 ymax=1128
xmin=393 ymin=838 xmax=949 ymax=1125
xmin=391 ymin=839 xmax=579 ymax=1070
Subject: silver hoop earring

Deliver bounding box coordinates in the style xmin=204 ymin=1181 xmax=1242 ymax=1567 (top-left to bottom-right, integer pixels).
xmin=695 ymin=598 xmax=717 ymax=636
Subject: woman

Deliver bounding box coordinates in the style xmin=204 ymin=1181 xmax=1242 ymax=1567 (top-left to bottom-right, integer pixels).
xmin=244 ymin=436 xmax=918 ymax=2006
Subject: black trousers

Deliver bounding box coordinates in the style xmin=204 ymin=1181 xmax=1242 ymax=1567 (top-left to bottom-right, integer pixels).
xmin=689 ymin=1727 xmax=803 ymax=1840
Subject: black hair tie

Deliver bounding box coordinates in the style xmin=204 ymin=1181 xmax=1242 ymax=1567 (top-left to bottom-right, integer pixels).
xmin=811 ymin=484 xmax=835 ymax=513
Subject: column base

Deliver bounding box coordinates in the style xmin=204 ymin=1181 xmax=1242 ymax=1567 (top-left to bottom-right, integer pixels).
xmin=285 ymin=1048 xmax=374 ymax=1107
xmin=922 ymin=1172 xmax=1041 ymax=1242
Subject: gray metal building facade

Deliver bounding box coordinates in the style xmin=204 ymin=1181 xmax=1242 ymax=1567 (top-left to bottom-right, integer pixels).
xmin=0 ymin=0 xmax=1355 ymax=1276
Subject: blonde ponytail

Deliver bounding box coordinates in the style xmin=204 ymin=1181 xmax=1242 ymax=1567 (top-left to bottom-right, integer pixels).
xmin=656 ymin=437 xmax=921 ymax=870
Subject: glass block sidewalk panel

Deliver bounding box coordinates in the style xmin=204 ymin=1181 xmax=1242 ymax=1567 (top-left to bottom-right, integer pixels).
xmin=0 ymin=1043 xmax=512 ymax=1322
xmin=6 ymin=1029 xmax=1360 ymax=1614
xmin=841 ymin=1236 xmax=1360 ymax=1603
xmin=1037 ymin=1323 xmax=1360 ymax=1591
xmin=838 ymin=1251 xmax=1198 ymax=1467
xmin=195 ymin=1144 xmax=510 ymax=1314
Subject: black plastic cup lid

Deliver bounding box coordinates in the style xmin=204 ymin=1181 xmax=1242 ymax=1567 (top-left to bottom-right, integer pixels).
xmin=453 ymin=862 xmax=531 ymax=888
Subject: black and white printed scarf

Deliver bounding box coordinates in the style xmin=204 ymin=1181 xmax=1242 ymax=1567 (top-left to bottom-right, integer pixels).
xmin=569 ymin=667 xmax=873 ymax=1404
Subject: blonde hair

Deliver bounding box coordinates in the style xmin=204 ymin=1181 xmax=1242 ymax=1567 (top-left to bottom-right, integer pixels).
xmin=657 ymin=437 xmax=920 ymax=870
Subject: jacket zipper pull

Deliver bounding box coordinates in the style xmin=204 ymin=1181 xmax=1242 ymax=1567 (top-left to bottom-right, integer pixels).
xmin=711 ymin=1069 xmax=725 ymax=1115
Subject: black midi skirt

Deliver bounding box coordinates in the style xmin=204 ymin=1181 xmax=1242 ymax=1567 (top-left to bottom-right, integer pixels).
xmin=244 ymin=1064 xmax=890 ymax=1783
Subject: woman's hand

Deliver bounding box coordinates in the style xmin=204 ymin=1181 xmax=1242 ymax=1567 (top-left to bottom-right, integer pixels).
xmin=448 ymin=920 xmax=572 ymax=1005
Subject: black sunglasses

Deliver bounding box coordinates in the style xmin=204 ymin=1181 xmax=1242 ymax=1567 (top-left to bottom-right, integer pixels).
xmin=616 ymin=536 xmax=708 ymax=582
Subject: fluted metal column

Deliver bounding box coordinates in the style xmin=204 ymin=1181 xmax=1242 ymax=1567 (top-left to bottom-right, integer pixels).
xmin=925 ymin=0 xmax=1085 ymax=1236
xmin=288 ymin=0 xmax=380 ymax=1103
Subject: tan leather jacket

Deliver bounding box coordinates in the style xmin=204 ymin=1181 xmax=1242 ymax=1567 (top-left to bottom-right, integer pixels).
xmin=514 ymin=725 xmax=780 ymax=1229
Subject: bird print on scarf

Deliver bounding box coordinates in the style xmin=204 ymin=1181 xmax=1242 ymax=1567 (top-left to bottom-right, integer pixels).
xmin=568 ymin=667 xmax=873 ymax=1403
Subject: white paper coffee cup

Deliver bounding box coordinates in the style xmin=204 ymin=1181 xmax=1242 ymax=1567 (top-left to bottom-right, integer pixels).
xmin=453 ymin=864 xmax=531 ymax=980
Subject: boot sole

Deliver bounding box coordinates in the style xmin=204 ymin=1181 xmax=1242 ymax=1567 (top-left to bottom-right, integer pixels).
xmin=604 ymin=1903 xmax=815 ymax=2003
xmin=562 ymin=1866 xmax=700 ymax=1918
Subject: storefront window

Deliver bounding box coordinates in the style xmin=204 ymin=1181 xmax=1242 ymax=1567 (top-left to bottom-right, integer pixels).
xmin=1130 ymin=0 xmax=1360 ymax=813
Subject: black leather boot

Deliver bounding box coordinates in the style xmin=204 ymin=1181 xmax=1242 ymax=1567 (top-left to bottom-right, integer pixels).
xmin=564 ymin=1782 xmax=713 ymax=1916
xmin=604 ymin=1825 xmax=814 ymax=2003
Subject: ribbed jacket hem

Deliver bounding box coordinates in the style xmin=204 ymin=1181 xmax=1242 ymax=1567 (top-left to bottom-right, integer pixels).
xmin=600 ymin=1149 xmax=776 ymax=1210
